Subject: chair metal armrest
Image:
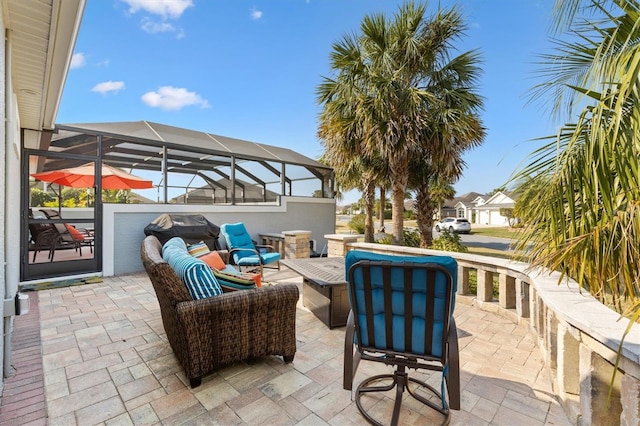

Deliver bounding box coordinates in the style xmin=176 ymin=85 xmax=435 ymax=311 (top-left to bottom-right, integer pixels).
xmin=255 ymin=244 xmax=276 ymax=253
xmin=447 ymin=318 xmax=461 ymax=410
xmin=343 ymin=310 xmax=361 ymax=391
xmin=228 ymin=247 xmax=263 ymax=264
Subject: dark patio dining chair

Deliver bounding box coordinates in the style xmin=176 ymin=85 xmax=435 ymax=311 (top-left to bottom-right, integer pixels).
xmin=38 ymin=208 xmax=93 ymax=256
xmin=28 ymin=221 xmax=61 ymax=262
xmin=343 ymin=250 xmax=460 ymax=426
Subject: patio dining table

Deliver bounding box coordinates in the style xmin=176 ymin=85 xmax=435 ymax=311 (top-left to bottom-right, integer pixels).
xmin=281 ymin=257 xmax=350 ymax=329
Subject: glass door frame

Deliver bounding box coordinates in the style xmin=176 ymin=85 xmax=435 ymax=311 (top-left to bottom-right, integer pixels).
xmin=21 ymin=145 xmax=102 ymax=281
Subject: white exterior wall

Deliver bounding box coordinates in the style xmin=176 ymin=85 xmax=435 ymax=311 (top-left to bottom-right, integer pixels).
xmin=0 ymin=6 xmax=7 ymax=384
xmin=489 ymin=210 xmax=508 ymax=226
xmin=478 ymin=210 xmax=490 ymax=225
xmin=475 ymin=209 xmax=509 ymax=226
xmin=103 ymin=197 xmax=337 ymax=276
xmin=2 ymin=11 xmax=25 ymax=382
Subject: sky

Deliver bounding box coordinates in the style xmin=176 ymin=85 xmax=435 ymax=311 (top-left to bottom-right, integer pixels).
xmin=57 ymin=0 xmax=562 ymax=205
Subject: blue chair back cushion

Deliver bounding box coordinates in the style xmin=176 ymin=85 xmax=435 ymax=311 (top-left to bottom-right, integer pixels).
xmin=345 ymin=250 xmax=457 ymax=358
xmin=221 ymin=222 xmax=281 ymax=265
xmin=221 ymin=222 xmax=256 ymax=262
xmin=162 ymin=237 xmax=222 ymax=299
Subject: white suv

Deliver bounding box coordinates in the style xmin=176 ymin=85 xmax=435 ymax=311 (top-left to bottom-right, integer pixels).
xmin=434 ymin=218 xmax=471 ymax=234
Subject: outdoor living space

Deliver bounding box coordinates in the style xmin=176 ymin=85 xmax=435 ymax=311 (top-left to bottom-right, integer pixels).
xmin=1 ymin=265 xmax=572 ymax=425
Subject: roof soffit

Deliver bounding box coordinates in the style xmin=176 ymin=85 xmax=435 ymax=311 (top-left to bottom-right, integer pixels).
xmin=6 ymin=0 xmax=84 ymax=131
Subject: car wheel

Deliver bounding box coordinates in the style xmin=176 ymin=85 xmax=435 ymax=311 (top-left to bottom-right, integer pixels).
xmin=435 ymin=225 xmax=441 ymax=232
xmin=449 ymin=226 xmax=455 ymax=232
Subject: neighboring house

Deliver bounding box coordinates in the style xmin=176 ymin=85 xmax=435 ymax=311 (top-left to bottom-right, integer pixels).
xmin=439 ymin=192 xmax=484 ymax=220
xmin=439 ymin=191 xmax=518 ymax=226
xmin=469 ymin=191 xmax=517 ymax=226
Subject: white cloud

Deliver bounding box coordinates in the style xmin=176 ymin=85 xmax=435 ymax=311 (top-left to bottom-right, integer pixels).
xmin=141 ymin=86 xmax=210 ymax=111
xmin=91 ymin=81 xmax=125 ymax=95
xmin=70 ymin=53 xmax=86 ymax=69
xmin=250 ymin=8 xmax=263 ymax=20
xmin=121 ymin=0 xmax=193 ymax=19
xmin=141 ymin=18 xmax=175 ymax=34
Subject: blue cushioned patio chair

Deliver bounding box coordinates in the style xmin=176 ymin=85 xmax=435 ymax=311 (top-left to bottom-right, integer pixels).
xmin=220 ymin=222 xmax=281 ymax=277
xmin=343 ymin=250 xmax=460 ymax=426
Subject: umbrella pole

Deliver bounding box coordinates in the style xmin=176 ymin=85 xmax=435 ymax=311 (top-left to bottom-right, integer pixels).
xmin=58 ymin=184 xmax=63 ymax=215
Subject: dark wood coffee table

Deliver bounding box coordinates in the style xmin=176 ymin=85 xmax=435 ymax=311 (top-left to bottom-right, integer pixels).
xmin=281 ymin=257 xmax=349 ymax=329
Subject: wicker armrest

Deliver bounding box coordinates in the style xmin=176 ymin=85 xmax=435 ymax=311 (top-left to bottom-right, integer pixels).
xmin=173 ymin=284 xmax=299 ymax=377
xmin=176 ymin=283 xmax=298 ymax=321
xmin=214 ymin=249 xmax=230 ymax=264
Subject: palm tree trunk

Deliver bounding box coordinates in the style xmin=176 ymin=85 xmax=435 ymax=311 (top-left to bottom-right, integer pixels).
xmin=415 ymin=185 xmax=436 ymax=247
xmin=363 ymin=180 xmax=375 ymax=243
xmin=391 ymin=184 xmax=405 ymax=246
xmin=391 ymin=163 xmax=409 ymax=245
xmin=379 ymin=186 xmax=385 ymax=232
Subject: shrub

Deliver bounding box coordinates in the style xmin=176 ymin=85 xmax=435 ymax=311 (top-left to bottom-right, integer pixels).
xmin=30 ymin=188 xmax=55 ymax=207
xmin=430 ymin=229 xmax=468 ymax=253
xmin=348 ymin=214 xmax=366 ymax=234
xmin=402 ymin=228 xmax=421 ymax=247
xmin=376 ymin=228 xmax=420 ymax=247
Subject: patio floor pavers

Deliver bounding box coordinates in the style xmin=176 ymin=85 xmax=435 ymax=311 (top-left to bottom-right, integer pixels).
xmin=0 ymin=267 xmax=573 ymax=425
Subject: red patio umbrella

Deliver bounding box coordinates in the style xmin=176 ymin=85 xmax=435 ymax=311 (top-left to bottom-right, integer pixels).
xmin=31 ymin=163 xmax=153 ymax=190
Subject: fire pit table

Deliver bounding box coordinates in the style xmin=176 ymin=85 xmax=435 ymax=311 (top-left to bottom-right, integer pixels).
xmin=281 ymin=257 xmax=349 ymax=329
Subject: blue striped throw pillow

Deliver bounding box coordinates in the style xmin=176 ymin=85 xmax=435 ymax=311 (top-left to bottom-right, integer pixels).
xmin=163 ymin=238 xmax=222 ymax=299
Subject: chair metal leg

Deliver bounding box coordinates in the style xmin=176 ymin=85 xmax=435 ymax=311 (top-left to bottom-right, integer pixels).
xmin=354 ymin=367 xmax=450 ymax=426
xmin=391 ymin=371 xmax=407 ymax=425
xmin=447 ymin=319 xmax=461 ymax=410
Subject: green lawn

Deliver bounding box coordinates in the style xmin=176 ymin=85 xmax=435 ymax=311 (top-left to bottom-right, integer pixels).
xmin=466 ymin=246 xmax=514 ymax=259
xmin=470 ymin=226 xmax=520 ymax=239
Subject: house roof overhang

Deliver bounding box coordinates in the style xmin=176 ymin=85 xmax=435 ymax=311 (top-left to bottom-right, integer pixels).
xmin=5 ymin=0 xmax=85 ymax=131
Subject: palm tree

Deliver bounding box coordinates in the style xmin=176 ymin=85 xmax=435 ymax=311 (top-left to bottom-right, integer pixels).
xmin=316 ymin=12 xmax=394 ymax=244
xmin=512 ymin=0 xmax=640 ymax=317
xmin=317 ymin=112 xmax=387 ymax=243
xmin=408 ymin=61 xmax=485 ymax=247
xmin=413 ymin=175 xmax=456 ymax=247
xmin=318 ymin=2 xmax=484 ymax=245
xmin=429 ymin=181 xmax=456 ymax=219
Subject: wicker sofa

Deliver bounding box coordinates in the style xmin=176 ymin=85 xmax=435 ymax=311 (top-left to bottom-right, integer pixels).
xmin=141 ymin=235 xmax=299 ymax=388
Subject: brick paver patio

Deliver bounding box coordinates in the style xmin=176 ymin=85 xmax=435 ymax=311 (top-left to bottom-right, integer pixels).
xmin=0 ymin=267 xmax=572 ymax=425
